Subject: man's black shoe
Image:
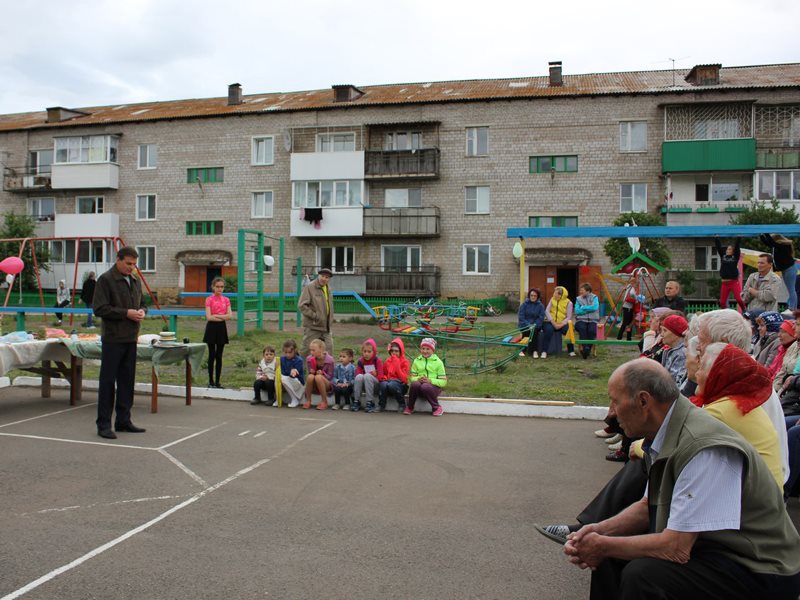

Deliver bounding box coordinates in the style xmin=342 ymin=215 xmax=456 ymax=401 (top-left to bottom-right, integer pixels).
xmin=115 ymin=423 xmax=146 ymax=433
xmin=98 ymin=428 xmax=117 ymax=439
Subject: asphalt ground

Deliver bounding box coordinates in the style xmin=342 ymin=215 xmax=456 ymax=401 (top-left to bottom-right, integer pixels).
xmin=1 ymin=388 xmax=798 ymax=600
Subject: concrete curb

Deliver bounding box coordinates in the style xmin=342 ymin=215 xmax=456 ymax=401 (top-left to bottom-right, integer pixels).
xmin=10 ymin=377 xmax=607 ymax=421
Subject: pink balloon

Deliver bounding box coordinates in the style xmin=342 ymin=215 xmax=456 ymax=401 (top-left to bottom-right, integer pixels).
xmin=0 ymin=256 xmax=24 ymax=275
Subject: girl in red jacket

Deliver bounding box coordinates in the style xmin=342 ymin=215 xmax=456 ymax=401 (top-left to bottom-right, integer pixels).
xmin=379 ymin=337 xmax=410 ymax=413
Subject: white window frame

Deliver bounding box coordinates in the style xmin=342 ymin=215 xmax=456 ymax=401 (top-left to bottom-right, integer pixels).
xmin=29 ymin=149 xmax=53 ymax=175
xmin=135 ymin=194 xmax=157 ymax=221
xmin=28 ymin=197 xmax=55 ymax=221
xmin=385 ymin=188 xmax=422 ymax=208
xmin=137 ymin=144 xmax=158 ymax=169
xmin=76 ymin=196 xmax=104 ymax=214
xmin=316 ymin=132 xmax=356 ymax=152
xmin=756 ymin=170 xmax=800 ymax=201
xmin=466 ymin=126 xmax=489 ymax=156
xmin=54 ymin=135 xmax=119 ymax=164
xmin=620 ymin=183 xmax=647 ymax=212
xmin=463 ymin=244 xmax=491 ymax=276
xmin=135 ymin=246 xmax=156 ymax=272
xmin=384 ymin=132 xmax=422 ymax=151
xmin=381 ymin=245 xmax=422 ymax=272
xmin=318 ymin=246 xmax=355 ymax=274
xmin=251 ymin=136 xmax=275 ymax=166
xmin=619 ymin=121 xmax=648 ymax=153
xmin=465 ymin=186 xmax=490 ymax=214
xmin=293 ymin=180 xmax=362 ymax=208
xmin=694 ymin=246 xmax=721 ymax=272
xmin=251 ymin=191 xmax=274 ymax=218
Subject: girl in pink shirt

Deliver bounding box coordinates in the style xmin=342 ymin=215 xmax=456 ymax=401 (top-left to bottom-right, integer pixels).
xmin=203 ymin=276 xmax=232 ymax=388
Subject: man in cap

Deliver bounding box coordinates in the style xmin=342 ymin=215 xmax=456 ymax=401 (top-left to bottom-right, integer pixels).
xmin=298 ymin=267 xmax=335 ymax=356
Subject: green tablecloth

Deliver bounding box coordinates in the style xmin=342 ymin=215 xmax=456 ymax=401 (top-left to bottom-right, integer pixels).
xmin=60 ymin=340 xmax=206 ymax=377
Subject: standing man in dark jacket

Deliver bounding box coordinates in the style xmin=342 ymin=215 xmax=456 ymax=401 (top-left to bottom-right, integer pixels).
xmin=93 ymin=247 xmax=147 ymax=439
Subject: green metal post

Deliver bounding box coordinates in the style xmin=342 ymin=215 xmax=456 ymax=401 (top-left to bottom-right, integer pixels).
xmin=256 ymin=231 xmax=264 ymax=332
xmin=169 ymin=314 xmax=178 ymax=335
xmin=16 ymin=312 xmax=25 ymax=331
xmin=295 ymin=256 xmax=302 ymax=327
xmin=237 ymin=230 xmax=246 ymax=337
xmin=278 ymin=237 xmax=285 ymax=331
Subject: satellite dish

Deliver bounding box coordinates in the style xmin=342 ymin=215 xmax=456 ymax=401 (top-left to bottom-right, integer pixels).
xmin=282 ymin=131 xmax=292 ymax=152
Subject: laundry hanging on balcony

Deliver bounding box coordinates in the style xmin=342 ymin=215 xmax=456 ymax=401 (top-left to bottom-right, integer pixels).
xmin=301 ymin=207 xmax=323 ymax=229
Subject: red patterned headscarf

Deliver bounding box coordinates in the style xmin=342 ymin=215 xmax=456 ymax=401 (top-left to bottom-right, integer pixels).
xmin=690 ymin=344 xmax=771 ymax=415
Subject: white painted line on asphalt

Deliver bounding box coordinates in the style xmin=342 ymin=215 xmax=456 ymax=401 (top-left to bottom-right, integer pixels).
xmin=0 ymin=404 xmax=92 ymax=429
xmin=0 ymin=432 xmax=148 ymax=450
xmin=20 ymin=495 xmax=188 ymax=516
xmin=157 ymin=422 xmax=227 ymax=451
xmin=253 ymin=431 xmax=266 ymax=438
xmin=158 ymin=449 xmax=208 ymax=487
xmin=238 ymin=430 xmax=251 ymax=436
xmin=1 ymin=419 xmax=337 ymax=600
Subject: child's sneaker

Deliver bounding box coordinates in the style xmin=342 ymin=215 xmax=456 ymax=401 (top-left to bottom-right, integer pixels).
xmin=288 ymin=399 xmax=300 ymax=408
xmin=271 ymin=401 xmax=279 ymax=407
xmin=432 ymin=406 xmax=444 ymax=417
xmin=402 ymin=407 xmax=413 ymax=415
xmin=331 ymin=404 xmax=340 ymax=410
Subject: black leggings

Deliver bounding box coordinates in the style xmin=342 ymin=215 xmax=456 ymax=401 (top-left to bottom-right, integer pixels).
xmin=617 ymin=307 xmax=634 ymax=341
xmin=207 ymin=343 xmax=225 ymax=385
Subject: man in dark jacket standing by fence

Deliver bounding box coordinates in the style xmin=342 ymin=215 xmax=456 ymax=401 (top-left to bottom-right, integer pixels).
xmin=93 ymin=247 xmax=147 ymax=439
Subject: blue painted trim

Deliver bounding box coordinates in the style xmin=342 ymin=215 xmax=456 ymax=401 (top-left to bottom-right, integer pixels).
xmin=507 ymin=225 xmax=800 ymax=239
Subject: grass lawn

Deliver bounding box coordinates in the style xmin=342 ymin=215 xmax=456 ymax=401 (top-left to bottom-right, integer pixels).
xmin=13 ymin=314 xmax=641 ymax=406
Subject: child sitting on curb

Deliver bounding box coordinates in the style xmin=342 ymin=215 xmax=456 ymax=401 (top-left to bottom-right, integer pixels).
xmin=353 ymin=338 xmax=383 ymax=412
xmin=407 ymin=337 xmax=447 ymax=416
xmin=251 ymin=345 xmax=277 ymax=405
xmin=280 ymin=339 xmax=305 ymax=408
xmin=379 ymin=337 xmax=410 ymax=413
xmin=332 ymin=348 xmax=355 ymax=410
xmin=304 ymin=339 xmax=334 ymax=410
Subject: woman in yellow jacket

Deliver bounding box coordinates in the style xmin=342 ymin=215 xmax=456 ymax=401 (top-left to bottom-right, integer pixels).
xmin=541 ymin=286 xmax=576 ymax=358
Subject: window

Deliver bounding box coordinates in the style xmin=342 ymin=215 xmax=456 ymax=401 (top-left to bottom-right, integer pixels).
xmin=28 ymin=197 xmax=55 ymax=221
xmin=54 ymin=135 xmax=118 ymax=164
xmin=29 ymin=149 xmax=53 ymax=175
xmin=252 ymin=136 xmax=274 ymax=165
xmin=137 ymin=144 xmax=158 ymax=169
xmin=466 ymin=127 xmax=489 ymax=156
xmin=757 ymin=170 xmax=800 ymax=200
xmin=187 ymin=167 xmax=224 ymax=183
xmin=465 ymin=186 xmax=490 ymax=214
xmin=293 ymin=180 xmax=362 ymax=208
xmin=711 ymin=182 xmax=740 ymax=202
xmin=384 ymin=132 xmax=422 ymax=151
xmin=620 ymin=121 xmax=647 ymax=152
xmin=78 ymin=240 xmax=104 ymax=263
xmin=49 ymin=240 xmax=64 ymax=262
xmin=251 ymin=191 xmax=273 ymax=218
xmin=620 ymin=183 xmax=647 ymax=212
xmin=694 ymin=118 xmax=740 ymax=140
xmin=136 ymin=194 xmax=157 ymax=221
xmin=463 ymin=244 xmax=491 ymax=275
xmin=136 ymin=246 xmax=156 ymax=272
xmin=319 ymin=246 xmax=355 ymax=274
xmin=530 ymin=155 xmax=578 ymax=173
xmin=695 ymin=246 xmax=720 ymax=271
xmin=382 ymin=245 xmax=421 ymax=272
xmin=186 ymin=221 xmax=223 ymax=235
xmin=317 ymin=133 xmax=355 ymax=152
xmin=529 ymin=216 xmax=578 ymax=227
xmin=77 ymin=196 xmax=104 ymax=214
xmin=385 ymin=188 xmax=422 ymax=208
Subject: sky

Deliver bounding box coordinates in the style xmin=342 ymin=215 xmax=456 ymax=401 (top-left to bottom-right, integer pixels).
xmin=1 ymin=0 xmax=797 ymax=115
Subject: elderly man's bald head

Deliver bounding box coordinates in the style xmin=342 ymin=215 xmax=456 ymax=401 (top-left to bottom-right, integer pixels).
xmin=611 ymin=358 xmax=680 ymax=405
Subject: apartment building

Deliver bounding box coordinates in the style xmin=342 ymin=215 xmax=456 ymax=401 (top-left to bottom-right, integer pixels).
xmin=1 ymin=62 xmax=799 ymax=302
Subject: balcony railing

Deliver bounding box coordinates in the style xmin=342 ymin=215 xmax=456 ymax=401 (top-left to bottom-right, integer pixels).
xmin=364 ymin=148 xmax=440 ymax=178
xmin=294 ymin=265 xmax=441 ymax=297
xmin=363 ymin=207 xmax=440 ymax=237
xmin=3 ymin=166 xmax=52 ymax=192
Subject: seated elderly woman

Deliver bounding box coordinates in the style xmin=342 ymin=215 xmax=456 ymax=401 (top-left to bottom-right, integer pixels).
xmin=752 ymin=311 xmax=784 ymax=367
xmin=693 ymin=342 xmax=784 ymax=489
xmin=770 ymin=320 xmax=798 ymax=385
xmin=659 ymin=314 xmax=688 ymax=385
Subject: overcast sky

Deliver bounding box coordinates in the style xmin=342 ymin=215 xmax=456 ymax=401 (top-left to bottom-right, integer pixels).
xmin=1 ymin=0 xmax=797 ymax=115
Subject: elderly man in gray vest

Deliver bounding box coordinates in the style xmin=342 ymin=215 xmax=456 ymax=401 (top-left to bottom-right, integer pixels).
xmin=564 ymin=358 xmax=800 ymax=600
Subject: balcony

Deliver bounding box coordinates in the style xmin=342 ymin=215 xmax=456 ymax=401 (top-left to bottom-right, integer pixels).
xmin=51 ymin=162 xmax=119 ymax=190
xmin=3 ymin=167 xmax=52 ymax=192
xmin=363 ymin=207 xmax=440 ymax=237
xmin=662 ymin=139 xmax=756 ymax=172
xmin=290 ymin=206 xmax=364 ymax=238
xmin=660 ymin=202 xmax=752 ymax=226
xmin=295 ymin=265 xmax=441 ymax=296
xmin=364 ymin=148 xmax=440 ymax=179
xmin=290 ymin=151 xmax=365 ymax=181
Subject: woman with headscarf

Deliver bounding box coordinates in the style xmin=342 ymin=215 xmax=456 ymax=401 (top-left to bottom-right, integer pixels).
xmin=752 ymin=311 xmax=784 ymax=367
xmin=541 ymin=286 xmax=574 ymax=358
xmin=692 ymin=342 xmax=783 ymax=489
xmin=769 ymin=320 xmax=797 ymax=384
xmin=659 ymin=314 xmax=688 ymax=385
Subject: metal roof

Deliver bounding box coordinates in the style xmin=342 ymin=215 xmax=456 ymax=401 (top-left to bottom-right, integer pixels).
xmin=1 ymin=63 xmax=799 ymax=133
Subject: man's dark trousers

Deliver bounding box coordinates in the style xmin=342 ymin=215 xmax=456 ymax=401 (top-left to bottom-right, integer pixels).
xmin=96 ymin=341 xmax=137 ymax=430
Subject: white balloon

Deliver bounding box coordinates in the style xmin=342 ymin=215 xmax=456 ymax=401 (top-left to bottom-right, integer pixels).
xmin=5 ymin=274 xmax=14 ymax=285
xmin=512 ymin=242 xmax=523 ymax=259
xmin=263 ymin=255 xmax=275 ymax=267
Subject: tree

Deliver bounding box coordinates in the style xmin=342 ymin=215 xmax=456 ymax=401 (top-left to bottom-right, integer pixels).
xmin=729 ymin=199 xmax=800 ymax=252
xmin=603 ymin=212 xmax=672 ymax=269
xmin=0 ymin=212 xmax=49 ymax=290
